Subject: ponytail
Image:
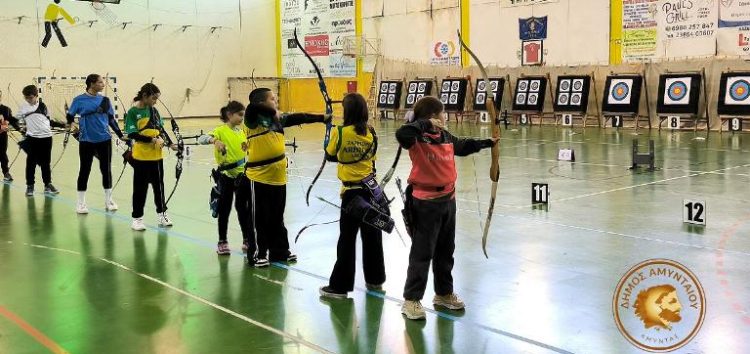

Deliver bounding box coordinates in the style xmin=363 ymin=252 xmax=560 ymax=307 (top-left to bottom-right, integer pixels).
xmin=134 ymin=83 xmax=160 ymax=102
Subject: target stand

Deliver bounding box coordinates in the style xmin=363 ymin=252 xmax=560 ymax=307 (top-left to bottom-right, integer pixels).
xmin=601 ymin=73 xmax=649 ymax=130
xmin=512 ymin=75 xmax=548 ymax=126
xmin=404 ymin=77 xmax=438 ymax=118
xmin=552 ymin=73 xmax=594 ymax=128
xmin=718 ymin=71 xmax=750 ymax=133
xmin=376 ymin=78 xmax=405 ymax=121
xmin=656 ymin=71 xmax=707 ymax=132
xmin=438 ymin=77 xmax=471 ymax=123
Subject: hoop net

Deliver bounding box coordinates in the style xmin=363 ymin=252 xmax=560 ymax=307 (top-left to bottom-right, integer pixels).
xmin=90 ymin=0 xmax=118 ymax=25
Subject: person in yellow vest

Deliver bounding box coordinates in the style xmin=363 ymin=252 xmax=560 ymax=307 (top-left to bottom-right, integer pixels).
xmin=243 ymin=88 xmax=331 ymax=267
xmin=197 ymin=101 xmax=255 ymax=256
xmin=124 ymin=83 xmax=178 ymax=231
xmin=318 ymin=93 xmax=387 ymax=299
xmin=42 ymin=0 xmax=75 ymax=48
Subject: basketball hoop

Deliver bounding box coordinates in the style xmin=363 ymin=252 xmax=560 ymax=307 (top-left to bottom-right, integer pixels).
xmin=89 ymin=0 xmax=119 ymax=25
xmin=91 ymin=0 xmax=106 ymax=10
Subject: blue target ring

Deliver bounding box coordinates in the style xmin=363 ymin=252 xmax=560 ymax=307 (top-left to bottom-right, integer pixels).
xmin=667 ymin=81 xmax=688 ymax=102
xmin=611 ymin=82 xmax=630 ymax=102
xmin=729 ymin=79 xmax=750 ymax=102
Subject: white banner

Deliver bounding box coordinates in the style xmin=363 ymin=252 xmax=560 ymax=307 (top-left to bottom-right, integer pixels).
xmin=501 ymin=0 xmax=558 ymax=7
xmin=280 ymin=0 xmax=356 ymax=78
xmin=657 ymin=0 xmax=717 ymax=58
xmin=718 ymin=0 xmax=750 ymax=55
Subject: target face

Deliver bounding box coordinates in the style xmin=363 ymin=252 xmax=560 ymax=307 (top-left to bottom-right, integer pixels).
xmin=528 ymin=93 xmax=538 ymax=105
xmin=573 ymin=79 xmax=584 ymax=92
xmin=409 ymin=83 xmax=417 ymax=93
xmin=387 ymin=94 xmax=395 ymax=104
xmin=609 ymin=80 xmax=633 ymax=104
xmin=558 ymin=93 xmax=569 ymax=105
xmin=416 ymin=94 xmax=425 ymax=100
xmin=664 ymin=78 xmax=690 ymax=105
xmin=516 ymin=93 xmax=527 ymax=105
xmin=407 ymin=95 xmax=415 ymax=104
xmin=530 ymin=80 xmax=541 ymax=92
xmin=571 ymin=93 xmax=582 ymax=105
xmin=418 ymin=83 xmax=427 ymax=92
xmin=560 ymin=80 xmax=571 ymax=92
xmin=379 ymin=94 xmax=387 ymax=104
xmin=476 ymin=92 xmax=486 ymax=104
xmin=440 ymin=94 xmax=449 ymax=104
xmin=518 ymin=80 xmax=529 ymax=92
xmin=451 ymin=82 xmax=460 ymax=92
xmin=442 ymin=82 xmax=451 ymax=92
xmin=491 ymin=81 xmax=498 ymax=91
xmin=478 ymin=81 xmax=487 ymax=92
xmin=380 ymin=83 xmax=388 ymax=92
xmin=727 ymin=78 xmax=750 ymax=104
xmin=449 ymin=93 xmax=458 ymax=104
xmin=389 ymin=83 xmax=397 ymax=93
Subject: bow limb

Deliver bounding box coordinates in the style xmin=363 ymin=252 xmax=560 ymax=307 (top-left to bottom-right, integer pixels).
xmin=294 ymin=28 xmax=334 ymax=206
xmin=52 ymin=101 xmax=71 ymax=171
xmin=158 ymin=99 xmax=184 ymax=206
xmin=378 ymin=146 xmax=402 ymax=188
xmin=457 ymin=30 xmax=501 ymax=258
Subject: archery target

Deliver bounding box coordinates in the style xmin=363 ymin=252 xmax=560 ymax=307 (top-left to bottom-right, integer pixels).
xmin=416 ymin=94 xmax=425 ymax=100
xmin=387 ymin=94 xmax=395 ymax=105
xmin=530 ymin=80 xmax=541 ymax=92
xmin=449 ymin=93 xmax=458 ymax=104
xmin=478 ymin=81 xmax=487 ymax=92
xmin=379 ymin=94 xmax=387 ymax=104
xmin=519 ymin=80 xmax=529 ymax=92
xmin=381 ymin=83 xmax=388 ymax=92
xmin=664 ymin=78 xmax=691 ymax=105
xmin=559 ymin=79 xmax=571 ymax=92
xmin=491 ymin=81 xmax=499 ymax=91
xmin=406 ymin=95 xmax=415 ymax=105
xmin=558 ymin=93 xmax=570 ymax=105
xmin=451 ymin=82 xmax=460 ymax=92
xmin=440 ymin=94 xmax=449 ymax=104
xmin=516 ymin=93 xmax=527 ymax=105
xmin=528 ymin=93 xmax=539 ymax=105
xmin=409 ymin=83 xmax=417 ymax=93
xmin=389 ymin=83 xmax=397 ymax=93
xmin=377 ymin=81 xmax=403 ymax=109
xmin=418 ymin=83 xmax=427 ymax=92
xmin=725 ymin=77 xmax=750 ymax=105
xmin=476 ymin=92 xmax=486 ymax=104
xmin=571 ymin=93 xmax=582 ymax=106
xmin=442 ymin=82 xmax=451 ymax=92
xmin=573 ymin=79 xmax=584 ymax=92
xmin=609 ymin=79 xmax=633 ymax=104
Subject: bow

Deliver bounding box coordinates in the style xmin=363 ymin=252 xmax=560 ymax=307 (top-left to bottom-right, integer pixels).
xmin=51 ymin=101 xmax=71 ymax=170
xmin=294 ymin=28 xmax=334 ymax=206
xmin=160 ymin=99 xmax=184 ymax=206
xmin=457 ymin=30 xmax=501 ymax=258
xmin=378 ymin=146 xmax=402 ymax=188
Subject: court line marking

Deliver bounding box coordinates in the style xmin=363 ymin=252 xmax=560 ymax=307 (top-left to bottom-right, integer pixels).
xmin=2 ymin=184 xmax=574 ymax=354
xmin=13 ymin=242 xmax=336 ymax=354
xmin=0 ymin=304 xmax=70 ymax=354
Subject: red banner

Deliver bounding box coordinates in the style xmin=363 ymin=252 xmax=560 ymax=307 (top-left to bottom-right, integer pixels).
xmin=304 ymin=35 xmax=329 ymax=56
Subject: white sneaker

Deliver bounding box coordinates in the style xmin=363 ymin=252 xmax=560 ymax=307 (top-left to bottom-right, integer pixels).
xmin=105 ymin=200 xmax=118 ymax=211
xmin=157 ymin=213 xmax=173 ymax=227
xmin=131 ymin=218 xmax=146 ymax=231
xmin=76 ymin=202 xmax=89 ymax=214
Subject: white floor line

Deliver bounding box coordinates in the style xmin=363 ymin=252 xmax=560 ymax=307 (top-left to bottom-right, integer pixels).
xmin=20 ymin=242 xmax=336 ymax=354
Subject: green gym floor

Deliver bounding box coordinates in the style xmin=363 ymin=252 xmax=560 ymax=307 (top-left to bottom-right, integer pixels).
xmin=1 ymin=119 xmax=749 ymax=354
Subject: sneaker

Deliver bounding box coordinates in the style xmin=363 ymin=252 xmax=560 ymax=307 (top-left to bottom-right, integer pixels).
xmin=76 ymin=202 xmax=89 ymax=214
xmin=319 ymin=286 xmax=348 ymax=299
xmin=250 ymin=257 xmax=269 ymax=268
xmin=366 ymin=283 xmax=384 ymax=291
xmin=157 ymin=212 xmax=173 ymax=227
xmin=286 ymin=253 xmax=298 ymax=262
xmin=131 ymin=218 xmax=146 ymax=231
xmin=216 ymin=242 xmax=231 ymax=255
xmin=44 ymin=184 xmax=59 ymax=195
xmin=3 ymin=173 xmax=12 ymax=182
xmin=105 ymin=200 xmax=118 ymax=211
xmin=401 ymin=300 xmax=426 ymax=320
xmin=433 ymin=293 xmax=465 ymax=310
xmin=25 ymin=185 xmax=34 ymax=197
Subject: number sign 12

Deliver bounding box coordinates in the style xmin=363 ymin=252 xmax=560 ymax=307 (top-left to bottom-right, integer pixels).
xmin=683 ymin=199 xmax=706 ymax=226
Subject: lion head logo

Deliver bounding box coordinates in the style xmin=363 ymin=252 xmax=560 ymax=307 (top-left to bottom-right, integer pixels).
xmin=634 ymin=284 xmax=683 ymax=330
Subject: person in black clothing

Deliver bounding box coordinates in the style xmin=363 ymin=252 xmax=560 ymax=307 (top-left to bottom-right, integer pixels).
xmin=1 ymin=90 xmax=22 ymax=182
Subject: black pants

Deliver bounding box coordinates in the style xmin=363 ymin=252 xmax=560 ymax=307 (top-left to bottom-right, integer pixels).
xmin=249 ymin=180 xmax=291 ymax=261
xmin=131 ymin=160 xmax=166 ymax=218
xmin=78 ymin=140 xmax=113 ymax=191
xmin=328 ymin=189 xmax=386 ymax=292
xmin=403 ymin=197 xmax=456 ymax=301
xmin=0 ymin=132 xmax=8 ymax=174
xmin=41 ymin=21 xmax=67 ymax=47
xmin=25 ymin=136 xmax=53 ymax=186
xmin=217 ymin=174 xmax=255 ymax=248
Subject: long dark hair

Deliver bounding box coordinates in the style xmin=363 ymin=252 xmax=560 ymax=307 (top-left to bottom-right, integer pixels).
xmin=85 ymin=74 xmax=101 ymax=90
xmin=220 ymin=100 xmax=245 ymax=122
xmin=134 ymin=83 xmax=160 ymax=102
xmin=412 ymin=96 xmax=443 ymax=121
xmin=342 ymin=93 xmax=368 ymax=136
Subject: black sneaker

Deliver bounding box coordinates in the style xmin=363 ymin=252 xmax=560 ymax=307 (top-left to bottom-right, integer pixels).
xmin=286 ymin=253 xmax=298 ymax=262
xmin=25 ymin=185 xmax=34 ymax=197
xmin=247 ymin=257 xmax=269 ymax=268
xmin=319 ymin=286 xmax=348 ymax=299
xmin=44 ymin=184 xmax=59 ymax=195
xmin=3 ymin=173 xmax=12 ymax=182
